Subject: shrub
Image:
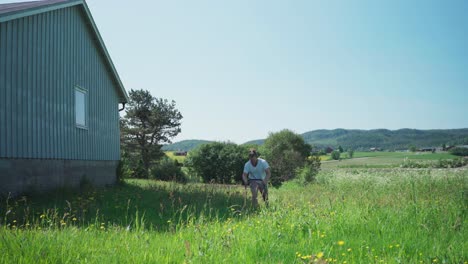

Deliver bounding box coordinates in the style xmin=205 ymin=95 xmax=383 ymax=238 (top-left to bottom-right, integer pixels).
xmin=331 ymin=150 xmax=341 ymax=160
xmin=347 ymin=149 xmax=354 ymax=159
xmin=131 ymin=159 xmax=149 ymax=179
xmin=185 ymin=142 xmax=246 ymax=184
xmin=150 ymin=158 xmax=187 ymax=183
xmin=449 ymin=147 xmax=468 ymax=157
xmin=400 ymin=157 xmax=467 ymax=168
xmin=262 ymin=129 xmax=312 ymax=188
xmin=296 ymin=155 xmax=321 ymax=184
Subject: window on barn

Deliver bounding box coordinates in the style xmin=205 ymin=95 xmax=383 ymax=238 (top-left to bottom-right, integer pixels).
xmin=75 ymin=87 xmax=88 ymax=128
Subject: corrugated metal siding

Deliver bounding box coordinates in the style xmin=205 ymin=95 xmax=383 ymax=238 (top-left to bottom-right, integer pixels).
xmin=0 ymin=6 xmax=120 ymax=160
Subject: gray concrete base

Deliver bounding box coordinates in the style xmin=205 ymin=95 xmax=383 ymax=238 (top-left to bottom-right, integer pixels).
xmin=0 ymin=159 xmax=119 ymax=196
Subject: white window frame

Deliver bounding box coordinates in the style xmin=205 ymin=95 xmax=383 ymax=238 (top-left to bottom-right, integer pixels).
xmin=75 ymin=86 xmax=88 ymax=129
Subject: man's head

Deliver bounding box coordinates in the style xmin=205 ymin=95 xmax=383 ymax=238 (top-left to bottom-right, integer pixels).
xmin=249 ymin=149 xmax=258 ymax=161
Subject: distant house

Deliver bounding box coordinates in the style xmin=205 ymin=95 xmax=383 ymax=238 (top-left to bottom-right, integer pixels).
xmin=325 ymin=147 xmax=334 ymax=154
xmin=0 ymin=0 xmax=128 ymax=195
xmin=370 ymin=147 xmax=381 ymax=152
xmin=174 ymin=151 xmax=188 ymax=156
xmin=418 ymin=147 xmax=436 ymax=152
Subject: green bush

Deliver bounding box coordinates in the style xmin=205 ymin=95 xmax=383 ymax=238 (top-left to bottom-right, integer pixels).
xmin=449 ymin=147 xmax=468 ymax=156
xmin=400 ymin=157 xmax=467 ymax=168
xmin=185 ymin=142 xmax=246 ymax=184
xmin=347 ymin=149 xmax=354 ymax=159
xmin=296 ymin=155 xmax=321 ymax=184
xmin=331 ymin=150 xmax=341 ymax=160
xmin=150 ymin=158 xmax=187 ymax=183
xmin=262 ymin=129 xmax=312 ymax=188
xmin=131 ymin=159 xmax=149 ymax=179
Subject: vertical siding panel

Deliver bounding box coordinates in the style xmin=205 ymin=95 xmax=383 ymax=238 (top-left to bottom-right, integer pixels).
xmin=62 ymin=8 xmax=68 ymax=159
xmin=49 ymin=11 xmax=55 ymax=158
xmin=96 ymin=46 xmax=100 ymax=160
xmin=83 ymin=21 xmax=87 ymax=160
xmin=78 ymin=10 xmax=83 ymax=160
xmin=0 ymin=22 xmax=6 ymax=157
xmin=71 ymin=9 xmax=76 ymax=160
xmin=5 ymin=21 xmax=12 ymax=157
xmin=32 ymin=15 xmax=38 ymax=158
xmin=77 ymin=10 xmax=82 ymax=160
xmin=93 ymin=48 xmax=95 ymax=160
xmin=10 ymin=20 xmax=18 ymax=158
xmin=58 ymin=9 xmax=63 ymax=159
xmin=61 ymin=8 xmax=67 ymax=159
xmin=83 ymin=15 xmax=87 ymax=160
xmin=26 ymin=16 xmax=32 ymax=158
xmin=20 ymin=18 xmax=25 ymax=158
xmin=103 ymin=60 xmax=106 ymax=160
xmin=103 ymin=59 xmax=107 ymax=160
xmin=70 ymin=9 xmax=74 ymax=160
xmin=42 ymin=12 xmax=47 ymax=158
xmin=90 ymin=37 xmax=94 ymax=160
xmin=38 ymin=13 xmax=43 ymax=158
xmin=46 ymin=12 xmax=51 ymax=159
xmin=42 ymin=12 xmax=48 ymax=159
xmin=78 ymin=12 xmax=83 ymax=160
xmin=23 ymin=17 xmax=29 ymax=158
xmin=55 ymin=9 xmax=59 ymax=159
xmin=65 ymin=8 xmax=71 ymax=160
xmin=52 ymin=11 xmax=58 ymax=158
xmin=93 ymin=38 xmax=97 ymax=160
xmin=16 ymin=18 xmax=23 ymax=158
xmin=87 ymin=16 xmax=90 ymax=161
xmin=20 ymin=17 xmax=26 ymax=158
xmin=74 ymin=11 xmax=78 ymax=160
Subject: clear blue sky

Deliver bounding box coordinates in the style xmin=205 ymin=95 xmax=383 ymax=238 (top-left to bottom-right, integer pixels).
xmin=3 ymin=0 xmax=468 ymax=144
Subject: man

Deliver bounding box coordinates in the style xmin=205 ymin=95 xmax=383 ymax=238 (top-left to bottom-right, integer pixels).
xmin=242 ymin=149 xmax=271 ymax=207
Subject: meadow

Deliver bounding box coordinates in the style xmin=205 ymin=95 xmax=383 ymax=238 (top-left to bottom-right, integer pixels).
xmin=321 ymin=151 xmax=458 ymax=169
xmin=1 ymin=162 xmax=467 ymax=263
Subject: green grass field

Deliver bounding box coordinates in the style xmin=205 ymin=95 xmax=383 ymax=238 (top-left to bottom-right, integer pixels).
xmin=1 ymin=166 xmax=466 ymax=263
xmin=322 ymin=151 xmax=459 ymax=169
xmin=165 ymin=151 xmax=187 ymax=163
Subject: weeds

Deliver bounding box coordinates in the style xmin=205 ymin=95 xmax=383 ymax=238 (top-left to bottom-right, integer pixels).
xmin=0 ymin=168 xmax=467 ymax=263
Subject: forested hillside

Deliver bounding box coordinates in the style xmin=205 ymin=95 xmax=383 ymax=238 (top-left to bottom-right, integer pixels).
xmin=167 ymin=129 xmax=468 ymax=151
xmin=162 ymin=140 xmax=213 ymax=151
xmin=300 ymin=128 xmax=468 ymax=150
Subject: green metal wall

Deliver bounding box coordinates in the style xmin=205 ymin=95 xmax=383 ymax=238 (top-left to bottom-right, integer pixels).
xmin=0 ymin=6 xmax=121 ymax=161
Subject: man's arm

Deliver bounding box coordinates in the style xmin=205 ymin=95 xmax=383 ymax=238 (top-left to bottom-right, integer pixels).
xmin=264 ymin=168 xmax=271 ymax=184
xmin=242 ymin=172 xmax=248 ymax=185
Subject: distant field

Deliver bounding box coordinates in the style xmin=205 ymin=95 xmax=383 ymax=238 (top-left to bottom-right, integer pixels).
xmin=165 ymin=151 xmax=458 ymax=168
xmin=322 ymin=151 xmax=459 ymax=169
xmin=165 ymin=151 xmax=187 ymax=163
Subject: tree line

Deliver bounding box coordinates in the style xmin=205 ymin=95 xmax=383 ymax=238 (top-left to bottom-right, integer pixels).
xmin=119 ymin=89 xmax=320 ymax=187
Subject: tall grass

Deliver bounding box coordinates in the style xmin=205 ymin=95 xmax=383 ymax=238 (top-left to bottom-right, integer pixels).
xmin=1 ymin=168 xmax=466 ymax=263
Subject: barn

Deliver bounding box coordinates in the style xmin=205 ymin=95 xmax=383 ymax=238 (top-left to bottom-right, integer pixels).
xmin=0 ymin=0 xmax=128 ymax=195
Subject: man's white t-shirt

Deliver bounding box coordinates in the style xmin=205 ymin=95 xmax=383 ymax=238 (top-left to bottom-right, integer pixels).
xmin=244 ymin=158 xmax=269 ymax=180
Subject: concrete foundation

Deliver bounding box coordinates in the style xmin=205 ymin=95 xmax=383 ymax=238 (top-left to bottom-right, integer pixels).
xmin=0 ymin=159 xmax=119 ymax=196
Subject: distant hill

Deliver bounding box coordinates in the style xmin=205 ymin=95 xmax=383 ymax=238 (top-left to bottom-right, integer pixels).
xmin=242 ymin=139 xmax=265 ymax=146
xmin=164 ymin=129 xmax=468 ymax=151
xmin=300 ymin=128 xmax=468 ymax=150
xmin=162 ymin=140 xmax=213 ymax=151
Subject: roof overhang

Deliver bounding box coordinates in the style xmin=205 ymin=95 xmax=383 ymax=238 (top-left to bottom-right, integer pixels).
xmin=0 ymin=0 xmax=129 ymax=103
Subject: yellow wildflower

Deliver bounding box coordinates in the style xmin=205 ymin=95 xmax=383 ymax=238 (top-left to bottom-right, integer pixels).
xmin=337 ymin=240 xmax=345 ymax=246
